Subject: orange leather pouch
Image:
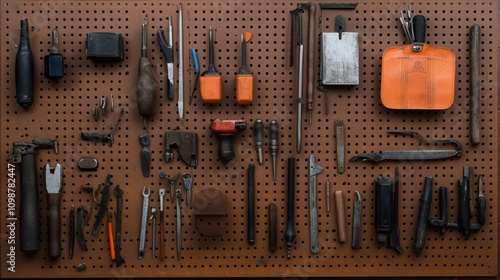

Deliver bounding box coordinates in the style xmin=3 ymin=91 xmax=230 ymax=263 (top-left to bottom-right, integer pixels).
xmin=381 ymin=43 xmax=456 ymax=110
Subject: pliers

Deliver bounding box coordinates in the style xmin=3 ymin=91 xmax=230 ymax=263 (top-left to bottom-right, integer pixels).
xmin=157 ymin=16 xmax=174 ymax=100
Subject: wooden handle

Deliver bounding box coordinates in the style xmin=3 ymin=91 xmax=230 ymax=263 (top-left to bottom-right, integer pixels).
xmin=334 ymin=191 xmax=347 ymax=243
xmin=47 ymin=193 xmax=61 ymax=259
xmin=470 ymin=24 xmax=481 ymax=145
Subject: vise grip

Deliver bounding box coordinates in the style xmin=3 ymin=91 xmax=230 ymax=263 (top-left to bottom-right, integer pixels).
xmin=165 ymin=132 xmax=198 ymax=167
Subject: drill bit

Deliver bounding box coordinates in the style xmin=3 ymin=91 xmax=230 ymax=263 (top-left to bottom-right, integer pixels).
xmin=253 ymin=119 xmax=263 ymax=165
xmin=269 ymin=120 xmax=279 ymax=180
xmin=178 ymin=4 xmax=184 ymax=123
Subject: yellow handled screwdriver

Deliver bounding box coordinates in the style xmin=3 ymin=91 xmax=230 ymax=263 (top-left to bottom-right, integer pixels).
xmin=236 ymin=32 xmax=253 ymax=105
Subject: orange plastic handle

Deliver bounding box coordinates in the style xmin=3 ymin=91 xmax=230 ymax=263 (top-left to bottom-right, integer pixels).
xmin=107 ymin=221 xmax=115 ymax=260
xmin=236 ymin=74 xmax=253 ymax=105
xmin=199 ymin=75 xmax=222 ymax=104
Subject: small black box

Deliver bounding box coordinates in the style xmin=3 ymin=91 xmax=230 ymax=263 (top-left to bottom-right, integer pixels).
xmin=85 ymin=32 xmax=124 ymax=61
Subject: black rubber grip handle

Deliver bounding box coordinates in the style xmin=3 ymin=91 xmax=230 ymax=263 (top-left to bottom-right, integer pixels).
xmin=285 ymin=157 xmax=296 ymax=246
xmin=69 ymin=207 xmax=75 ymax=259
xmin=413 ymin=176 xmax=433 ymax=255
xmin=47 ymin=193 xmax=61 ymax=259
xmin=16 ymin=19 xmax=35 ymax=107
xmin=20 ymin=152 xmax=41 ymax=252
xmin=413 ymin=15 xmax=426 ymax=43
xmin=254 ymin=120 xmax=263 ymax=144
xmin=218 ymin=135 xmax=235 ymax=162
xmin=458 ymin=179 xmax=471 ymax=237
xmin=477 ymin=197 xmax=486 ymax=225
xmin=247 ymin=164 xmax=255 ymax=244
xmin=81 ymin=132 xmax=108 ymax=142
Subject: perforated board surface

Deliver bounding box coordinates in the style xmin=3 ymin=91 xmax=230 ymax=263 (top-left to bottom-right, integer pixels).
xmin=0 ymin=0 xmax=498 ymax=278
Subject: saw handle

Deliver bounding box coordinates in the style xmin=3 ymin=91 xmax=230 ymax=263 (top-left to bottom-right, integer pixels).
xmin=47 ymin=193 xmax=61 ymax=259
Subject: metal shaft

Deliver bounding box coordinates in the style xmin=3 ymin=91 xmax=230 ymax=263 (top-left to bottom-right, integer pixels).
xmin=176 ymin=189 xmax=182 ymax=261
xmin=178 ymin=4 xmax=184 ymax=123
xmin=138 ymin=187 xmax=150 ymax=260
xmin=269 ymin=120 xmax=279 ymax=180
xmin=141 ymin=16 xmax=147 ymax=58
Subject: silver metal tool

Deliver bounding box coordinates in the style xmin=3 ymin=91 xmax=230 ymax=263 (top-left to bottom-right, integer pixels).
xmin=110 ymin=94 xmax=114 ymax=112
xmin=92 ymin=107 xmax=99 ymax=121
xmin=45 ymin=163 xmax=63 ymax=259
xmin=399 ymin=4 xmax=414 ymax=43
xmin=308 ymin=154 xmax=323 ymax=254
xmin=138 ymin=187 xmax=150 ymax=260
xmin=150 ymin=207 xmax=157 ymax=259
xmin=158 ymin=188 xmax=165 ymax=260
xmin=175 ymin=189 xmax=182 ymax=261
xmin=335 ymin=119 xmax=345 ymax=174
xmin=178 ymin=3 xmax=184 ymax=123
xmin=182 ymin=172 xmax=193 ymax=207
xmin=352 ymin=190 xmax=361 ymax=249
xmin=160 ymin=171 xmax=179 ymax=203
xmin=100 ymin=95 xmax=106 ymax=116
xmin=320 ymin=16 xmax=359 ymax=86
xmin=291 ymin=6 xmax=304 ymax=154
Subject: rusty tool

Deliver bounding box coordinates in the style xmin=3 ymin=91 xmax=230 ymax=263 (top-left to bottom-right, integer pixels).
xmin=351 ymin=191 xmax=361 ymax=249
xmin=136 ymin=15 xmax=158 ymax=130
xmin=309 ymin=154 xmax=323 ymax=253
xmin=164 ymin=131 xmax=198 ymax=167
xmin=76 ymin=206 xmax=89 ymax=251
xmin=335 ymin=119 xmax=345 ymax=174
xmin=470 ymin=24 xmax=481 ymax=146
xmin=8 ymin=138 xmax=58 ymax=252
xmin=92 ymin=174 xmax=112 ymax=236
xmin=114 ymin=185 xmax=125 ymax=267
xmin=335 ymin=191 xmax=347 ymax=243
xmin=45 ymin=164 xmax=63 ymax=259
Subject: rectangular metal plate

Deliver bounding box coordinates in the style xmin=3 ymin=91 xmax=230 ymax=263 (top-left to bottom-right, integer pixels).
xmin=321 ymin=32 xmax=359 ymax=85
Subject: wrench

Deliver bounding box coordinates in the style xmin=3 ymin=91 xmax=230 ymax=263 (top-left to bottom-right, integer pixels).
xmin=138 ymin=187 xmax=150 ymax=259
xmin=150 ymin=207 xmax=157 ymax=259
xmin=160 ymin=171 xmax=179 ymax=203
xmin=182 ymin=173 xmax=193 ymax=207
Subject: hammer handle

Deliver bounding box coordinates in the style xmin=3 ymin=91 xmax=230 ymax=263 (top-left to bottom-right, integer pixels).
xmin=47 ymin=193 xmax=61 ymax=259
xmin=20 ymin=152 xmax=41 ymax=252
xmin=470 ymin=24 xmax=481 ymax=145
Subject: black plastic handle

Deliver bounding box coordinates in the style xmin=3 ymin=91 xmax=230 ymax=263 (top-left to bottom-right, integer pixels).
xmin=413 ymin=176 xmax=433 ymax=255
xmin=247 ymin=164 xmax=255 ymax=244
xmin=285 ymin=157 xmax=296 ymax=246
xmin=413 ymin=15 xmax=426 ymax=43
xmin=16 ymin=19 xmax=35 ymax=107
xmin=20 ymin=152 xmax=40 ymax=252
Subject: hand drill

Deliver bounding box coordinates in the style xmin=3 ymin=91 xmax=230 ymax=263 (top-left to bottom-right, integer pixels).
xmin=210 ymin=119 xmax=247 ymax=162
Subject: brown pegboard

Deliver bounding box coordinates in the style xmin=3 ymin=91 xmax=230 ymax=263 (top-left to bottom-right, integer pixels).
xmin=0 ymin=0 xmax=497 ymax=278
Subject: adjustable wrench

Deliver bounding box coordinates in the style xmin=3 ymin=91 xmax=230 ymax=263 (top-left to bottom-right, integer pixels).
xmin=309 ymin=154 xmax=323 ymax=254
xmin=45 ymin=164 xmax=63 ymax=259
xmin=138 ymin=187 xmax=150 ymax=259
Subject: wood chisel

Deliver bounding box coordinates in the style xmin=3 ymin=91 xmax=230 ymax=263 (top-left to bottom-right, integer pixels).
xmin=199 ymin=27 xmax=222 ymax=104
xmin=236 ymin=32 xmax=253 ymax=105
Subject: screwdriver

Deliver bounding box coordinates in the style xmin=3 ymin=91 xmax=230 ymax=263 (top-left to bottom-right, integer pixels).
xmin=269 ymin=120 xmax=279 ymax=180
xmin=253 ymin=119 xmax=263 ymax=165
xmin=199 ymin=27 xmax=222 ymax=104
xmin=16 ymin=19 xmax=35 ymax=107
xmin=136 ymin=15 xmax=158 ymax=130
xmin=189 ymin=48 xmax=200 ymax=105
xmin=236 ymin=32 xmax=253 ymax=105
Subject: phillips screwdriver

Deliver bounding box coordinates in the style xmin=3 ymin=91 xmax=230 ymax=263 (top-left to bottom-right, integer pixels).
xmin=253 ymin=119 xmax=264 ymax=165
xmin=16 ymin=19 xmax=35 ymax=107
xmin=189 ymin=48 xmax=200 ymax=105
xmin=269 ymin=120 xmax=279 ymax=180
xmin=199 ymin=27 xmax=222 ymax=104
xmin=236 ymin=32 xmax=253 ymax=105
xmin=136 ymin=15 xmax=158 ymax=130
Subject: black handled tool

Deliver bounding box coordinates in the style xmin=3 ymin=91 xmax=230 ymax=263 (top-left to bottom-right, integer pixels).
xmin=285 ymin=157 xmax=296 ymax=259
xmin=81 ymin=132 xmax=113 ymax=147
xmin=92 ymin=175 xmax=112 ymax=236
xmin=429 ymin=186 xmax=448 ymax=234
xmin=69 ymin=205 xmax=75 ymax=259
xmin=470 ymin=24 xmax=481 ymax=145
xmin=139 ymin=133 xmax=151 ymax=177
xmin=8 ymin=139 xmax=58 ymax=252
xmin=375 ymin=175 xmax=393 ymax=243
xmin=413 ymin=176 xmax=433 ymax=255
xmin=253 ymin=119 xmax=264 ymax=165
xmin=388 ymin=167 xmax=403 ymax=254
xmin=247 ymin=164 xmax=255 ymax=244
xmin=16 ymin=19 xmax=35 ymax=107
xmin=269 ymin=203 xmax=277 ymax=252
xmin=269 ymin=120 xmax=279 ymax=180
xmin=351 ymin=191 xmax=361 ymax=249
xmin=114 ymin=185 xmax=126 ymax=267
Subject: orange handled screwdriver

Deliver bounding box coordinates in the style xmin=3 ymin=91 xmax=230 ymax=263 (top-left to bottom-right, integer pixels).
xmin=236 ymin=32 xmax=253 ymax=105
xmin=199 ymin=27 xmax=222 ymax=104
xmin=107 ymin=212 xmax=116 ymax=261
